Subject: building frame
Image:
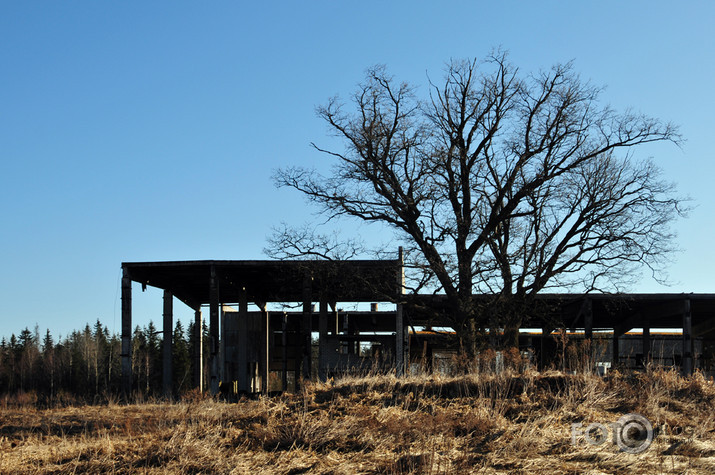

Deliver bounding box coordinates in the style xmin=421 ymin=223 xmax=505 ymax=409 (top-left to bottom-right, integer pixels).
xmin=121 ymin=255 xmax=715 ymax=396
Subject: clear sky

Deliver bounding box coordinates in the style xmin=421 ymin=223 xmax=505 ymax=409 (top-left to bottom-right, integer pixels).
xmin=1 ymin=1 xmax=713 ymax=339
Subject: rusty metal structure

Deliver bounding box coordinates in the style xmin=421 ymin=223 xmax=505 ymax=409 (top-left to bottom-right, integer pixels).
xmin=120 ymin=254 xmax=715 ymax=396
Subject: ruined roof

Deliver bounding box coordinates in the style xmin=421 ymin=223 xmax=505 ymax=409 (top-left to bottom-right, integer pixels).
xmin=122 ymin=259 xmax=401 ymax=309
xmin=408 ymin=293 xmax=715 ymax=334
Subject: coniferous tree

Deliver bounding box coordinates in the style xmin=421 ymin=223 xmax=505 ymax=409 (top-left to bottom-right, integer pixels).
xmin=18 ymin=327 xmax=39 ymax=391
xmin=0 ymin=318 xmax=199 ymax=400
xmin=66 ymin=329 xmax=86 ymax=395
xmin=132 ymin=325 xmax=147 ymax=395
xmin=0 ymin=338 xmax=7 ymax=393
xmin=41 ymin=329 xmax=55 ymax=399
xmin=187 ymin=319 xmax=207 ymax=392
xmin=146 ymin=321 xmax=161 ymax=395
xmin=106 ymin=328 xmax=121 ymax=394
xmin=8 ymin=334 xmax=19 ymax=391
xmin=172 ymin=320 xmax=191 ymax=394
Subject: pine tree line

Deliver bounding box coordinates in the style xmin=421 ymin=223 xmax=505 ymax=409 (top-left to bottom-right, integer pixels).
xmin=0 ymin=319 xmax=209 ymax=403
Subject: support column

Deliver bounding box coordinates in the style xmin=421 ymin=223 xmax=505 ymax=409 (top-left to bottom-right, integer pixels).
xmin=396 ymin=247 xmax=406 ymax=377
xmin=346 ymin=315 xmax=355 ymax=355
xmin=318 ymin=300 xmax=328 ymax=381
xmin=193 ymin=309 xmax=203 ymax=391
xmin=642 ymin=326 xmax=651 ymax=365
xmin=209 ymin=266 xmax=220 ymax=394
xmin=237 ymin=287 xmax=249 ymax=392
xmin=583 ymin=298 xmax=593 ymax=341
xmin=301 ymin=273 xmax=313 ymax=382
xmin=281 ymin=312 xmax=288 ymax=391
xmin=259 ymin=304 xmax=269 ymax=394
xmin=121 ymin=266 xmax=132 ymax=397
xmin=330 ymin=302 xmax=339 ymax=335
xmin=220 ymin=307 xmax=226 ymax=384
xmin=683 ymin=299 xmax=693 ymax=376
xmin=612 ymin=330 xmax=620 ymax=368
xmin=396 ymin=305 xmax=405 ymax=375
xmin=162 ymin=290 xmax=173 ymax=398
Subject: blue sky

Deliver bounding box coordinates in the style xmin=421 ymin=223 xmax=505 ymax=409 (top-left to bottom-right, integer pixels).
xmin=1 ymin=1 xmax=713 ymax=338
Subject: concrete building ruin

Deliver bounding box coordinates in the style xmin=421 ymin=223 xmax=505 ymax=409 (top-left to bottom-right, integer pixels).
xmin=120 ymin=255 xmax=715 ymax=396
xmin=121 ymin=257 xmax=406 ymax=396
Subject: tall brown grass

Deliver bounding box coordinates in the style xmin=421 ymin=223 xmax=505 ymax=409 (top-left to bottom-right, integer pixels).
xmin=0 ymin=367 xmax=713 ymax=474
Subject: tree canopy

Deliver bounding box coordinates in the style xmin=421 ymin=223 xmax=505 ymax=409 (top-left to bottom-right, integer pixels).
xmin=273 ymin=52 xmax=686 ymax=354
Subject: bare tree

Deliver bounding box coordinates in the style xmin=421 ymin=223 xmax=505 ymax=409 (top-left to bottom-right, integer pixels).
xmin=273 ymin=52 xmax=686 ymax=355
xmin=265 ymin=222 xmax=367 ymax=261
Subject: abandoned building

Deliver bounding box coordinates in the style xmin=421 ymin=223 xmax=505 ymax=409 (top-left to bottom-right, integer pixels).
xmin=121 ymin=257 xmax=406 ymax=396
xmin=120 ymin=254 xmax=715 ymax=395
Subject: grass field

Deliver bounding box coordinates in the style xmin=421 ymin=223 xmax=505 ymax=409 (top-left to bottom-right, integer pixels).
xmin=1 ymin=367 xmax=713 ymax=474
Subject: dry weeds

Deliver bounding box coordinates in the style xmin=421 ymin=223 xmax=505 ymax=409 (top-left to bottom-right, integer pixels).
xmin=1 ymin=367 xmax=713 ymax=474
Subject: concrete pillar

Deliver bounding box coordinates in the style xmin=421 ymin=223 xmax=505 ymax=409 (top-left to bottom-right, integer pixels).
xmin=396 ymin=247 xmax=406 ymax=376
xmin=643 ymin=326 xmax=651 ymax=364
xmin=612 ymin=331 xmax=620 ymax=367
xmin=346 ymin=314 xmax=355 ymax=355
xmin=683 ymin=299 xmax=693 ymax=375
xmin=318 ymin=300 xmax=328 ymax=381
xmin=396 ymin=304 xmax=405 ymax=375
xmin=259 ymin=305 xmax=269 ymax=394
xmin=193 ymin=309 xmax=203 ymax=391
xmin=301 ymin=273 xmax=313 ymax=382
xmin=237 ymin=287 xmax=249 ymax=392
xmin=281 ymin=312 xmax=288 ymax=391
xmin=209 ymin=266 xmax=220 ymax=394
xmin=162 ymin=290 xmax=173 ymax=398
xmin=584 ymin=298 xmax=593 ymax=341
xmin=220 ymin=307 xmax=226 ymax=384
xmin=121 ymin=266 xmax=132 ymax=397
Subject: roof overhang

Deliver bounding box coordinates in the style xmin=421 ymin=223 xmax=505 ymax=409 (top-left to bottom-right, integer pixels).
xmin=122 ymin=259 xmax=401 ymax=308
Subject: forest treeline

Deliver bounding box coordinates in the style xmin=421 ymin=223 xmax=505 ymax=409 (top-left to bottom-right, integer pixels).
xmin=0 ymin=320 xmax=208 ymax=404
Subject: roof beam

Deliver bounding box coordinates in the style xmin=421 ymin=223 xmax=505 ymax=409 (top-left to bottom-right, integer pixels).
xmin=693 ymin=316 xmax=715 ymax=337
xmin=615 ymin=312 xmax=643 ymax=337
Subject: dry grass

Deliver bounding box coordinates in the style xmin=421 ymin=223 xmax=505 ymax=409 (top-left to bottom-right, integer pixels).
xmin=1 ymin=367 xmax=714 ymax=474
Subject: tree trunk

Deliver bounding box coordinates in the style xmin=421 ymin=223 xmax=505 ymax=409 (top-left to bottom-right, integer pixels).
xmin=503 ymin=322 xmax=521 ymax=350
xmin=454 ymin=307 xmax=483 ymax=371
